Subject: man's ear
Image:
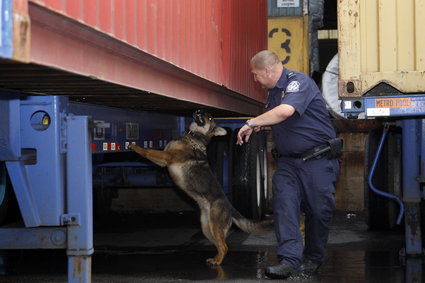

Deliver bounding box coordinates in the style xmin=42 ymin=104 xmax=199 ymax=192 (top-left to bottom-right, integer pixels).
xmin=212 ymin=126 xmax=227 ymax=136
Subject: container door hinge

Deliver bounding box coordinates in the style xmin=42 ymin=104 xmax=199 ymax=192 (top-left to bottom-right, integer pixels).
xmin=61 ymin=214 xmax=81 ymax=226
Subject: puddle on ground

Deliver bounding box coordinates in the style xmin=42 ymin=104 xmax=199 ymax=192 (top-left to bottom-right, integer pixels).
xmin=0 ymin=212 xmax=420 ymax=282
xmin=0 ymin=247 xmax=421 ymax=282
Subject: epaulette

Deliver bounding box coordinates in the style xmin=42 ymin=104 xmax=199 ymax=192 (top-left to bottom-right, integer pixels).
xmin=287 ymin=72 xmax=296 ymax=79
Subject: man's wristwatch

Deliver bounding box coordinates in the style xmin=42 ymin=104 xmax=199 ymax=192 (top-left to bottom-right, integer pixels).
xmin=245 ymin=119 xmax=255 ymax=129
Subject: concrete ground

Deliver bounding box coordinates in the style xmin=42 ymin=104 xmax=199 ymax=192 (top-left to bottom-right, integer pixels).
xmin=0 ymin=211 xmax=414 ymax=282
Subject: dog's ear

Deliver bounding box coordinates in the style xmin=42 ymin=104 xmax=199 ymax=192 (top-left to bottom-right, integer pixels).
xmin=212 ymin=126 xmax=227 ymax=136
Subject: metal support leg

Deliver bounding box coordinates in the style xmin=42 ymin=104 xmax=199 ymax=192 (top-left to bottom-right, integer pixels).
xmin=405 ymin=257 xmax=422 ymax=283
xmin=66 ymin=115 xmax=93 ymax=282
xmin=68 ymin=256 xmax=92 ymax=282
xmin=402 ymin=119 xmax=422 ymax=255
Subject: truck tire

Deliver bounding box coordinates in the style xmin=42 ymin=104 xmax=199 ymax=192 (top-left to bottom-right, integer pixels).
xmin=207 ymin=127 xmax=233 ymax=197
xmin=231 ymin=130 xmax=268 ymax=220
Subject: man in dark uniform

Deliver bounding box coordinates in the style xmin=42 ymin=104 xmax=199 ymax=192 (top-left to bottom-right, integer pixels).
xmin=237 ymin=50 xmax=341 ymax=279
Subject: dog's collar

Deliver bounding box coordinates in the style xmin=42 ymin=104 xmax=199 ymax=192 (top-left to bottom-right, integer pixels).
xmin=186 ymin=130 xmax=208 ymax=142
xmin=185 ymin=130 xmax=208 ymax=152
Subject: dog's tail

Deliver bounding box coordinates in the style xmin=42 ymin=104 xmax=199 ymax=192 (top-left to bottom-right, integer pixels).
xmin=231 ymin=207 xmax=274 ymax=233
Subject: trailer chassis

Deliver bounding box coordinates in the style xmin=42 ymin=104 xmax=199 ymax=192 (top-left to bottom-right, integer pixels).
xmin=343 ymin=94 xmax=425 ymax=281
xmin=0 ymin=94 xmax=93 ymax=282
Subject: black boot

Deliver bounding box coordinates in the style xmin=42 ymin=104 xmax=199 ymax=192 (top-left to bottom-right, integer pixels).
xmin=264 ymin=263 xmax=299 ymax=279
xmin=299 ymin=258 xmax=321 ymax=275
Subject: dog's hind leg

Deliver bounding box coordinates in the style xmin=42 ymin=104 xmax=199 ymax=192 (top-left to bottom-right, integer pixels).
xmin=200 ymin=205 xmax=232 ymax=266
xmin=200 ymin=208 xmax=214 ymax=242
xmin=206 ymin=222 xmax=229 ymax=266
xmin=129 ymin=144 xmax=172 ymax=167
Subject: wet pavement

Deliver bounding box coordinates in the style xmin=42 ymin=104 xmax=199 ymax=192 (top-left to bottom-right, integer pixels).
xmin=0 ymin=211 xmax=418 ymax=282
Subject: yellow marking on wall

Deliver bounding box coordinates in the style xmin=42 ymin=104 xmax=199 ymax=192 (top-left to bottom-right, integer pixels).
xmin=268 ymin=16 xmax=309 ymax=74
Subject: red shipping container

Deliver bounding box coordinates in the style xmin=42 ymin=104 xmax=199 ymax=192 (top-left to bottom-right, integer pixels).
xmin=12 ymin=0 xmax=268 ymax=115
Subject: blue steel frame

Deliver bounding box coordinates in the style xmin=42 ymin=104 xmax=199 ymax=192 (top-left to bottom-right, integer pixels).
xmin=342 ymin=95 xmax=425 ymax=256
xmin=402 ymin=119 xmax=423 ymax=255
xmin=342 ymin=94 xmax=425 ymax=118
xmin=8 ymin=96 xmax=67 ymax=226
xmin=69 ymin=102 xmax=183 ymax=191
xmin=68 ymin=102 xmax=180 ymax=153
xmin=0 ymin=94 xmax=93 ymax=282
xmin=0 ymin=0 xmax=13 ymax=59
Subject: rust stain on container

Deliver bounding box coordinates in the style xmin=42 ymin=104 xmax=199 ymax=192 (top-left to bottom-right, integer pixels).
xmin=338 ymin=0 xmax=425 ymax=97
xmin=12 ymin=0 xmax=30 ymax=62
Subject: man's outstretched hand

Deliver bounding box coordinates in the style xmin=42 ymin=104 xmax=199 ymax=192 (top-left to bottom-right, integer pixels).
xmin=236 ymin=124 xmax=253 ymax=145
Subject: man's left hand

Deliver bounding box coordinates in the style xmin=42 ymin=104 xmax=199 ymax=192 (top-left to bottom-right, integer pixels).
xmin=236 ymin=125 xmax=254 ymax=145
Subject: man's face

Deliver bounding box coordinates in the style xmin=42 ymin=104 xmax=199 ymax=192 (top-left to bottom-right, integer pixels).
xmin=251 ymin=64 xmax=273 ymax=89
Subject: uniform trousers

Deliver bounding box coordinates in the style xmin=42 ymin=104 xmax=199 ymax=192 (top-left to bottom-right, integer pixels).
xmin=272 ymin=156 xmax=340 ymax=268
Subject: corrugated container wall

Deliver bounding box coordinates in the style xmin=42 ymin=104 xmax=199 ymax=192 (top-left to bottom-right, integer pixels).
xmin=338 ymin=0 xmax=425 ymax=98
xmin=30 ymin=0 xmax=268 ymax=104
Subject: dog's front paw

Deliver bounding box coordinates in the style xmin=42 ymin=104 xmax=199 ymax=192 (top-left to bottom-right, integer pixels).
xmin=128 ymin=144 xmax=141 ymax=150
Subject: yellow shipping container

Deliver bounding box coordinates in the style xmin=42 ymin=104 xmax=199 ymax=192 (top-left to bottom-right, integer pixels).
xmin=338 ymin=0 xmax=425 ymax=98
xmin=268 ymin=16 xmax=309 ymax=74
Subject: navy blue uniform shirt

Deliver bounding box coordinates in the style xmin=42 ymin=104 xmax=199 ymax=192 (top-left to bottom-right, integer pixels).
xmin=265 ymin=68 xmax=336 ymax=155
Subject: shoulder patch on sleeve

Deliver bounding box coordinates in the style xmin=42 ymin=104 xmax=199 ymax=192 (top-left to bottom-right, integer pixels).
xmin=286 ymin=81 xmax=300 ymax=93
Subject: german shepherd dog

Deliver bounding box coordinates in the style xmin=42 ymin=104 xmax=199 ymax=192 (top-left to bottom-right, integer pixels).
xmin=129 ymin=109 xmax=273 ymax=265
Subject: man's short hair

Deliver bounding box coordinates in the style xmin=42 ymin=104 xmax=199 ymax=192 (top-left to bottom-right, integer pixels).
xmin=251 ymin=50 xmax=280 ymax=70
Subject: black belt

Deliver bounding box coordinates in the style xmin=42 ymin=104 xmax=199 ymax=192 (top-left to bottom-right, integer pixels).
xmin=272 ymin=138 xmax=343 ymax=161
xmin=282 ymin=153 xmax=303 ymax=159
xmin=280 ymin=144 xmax=329 ymax=161
xmin=272 ymin=148 xmax=311 ymax=160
